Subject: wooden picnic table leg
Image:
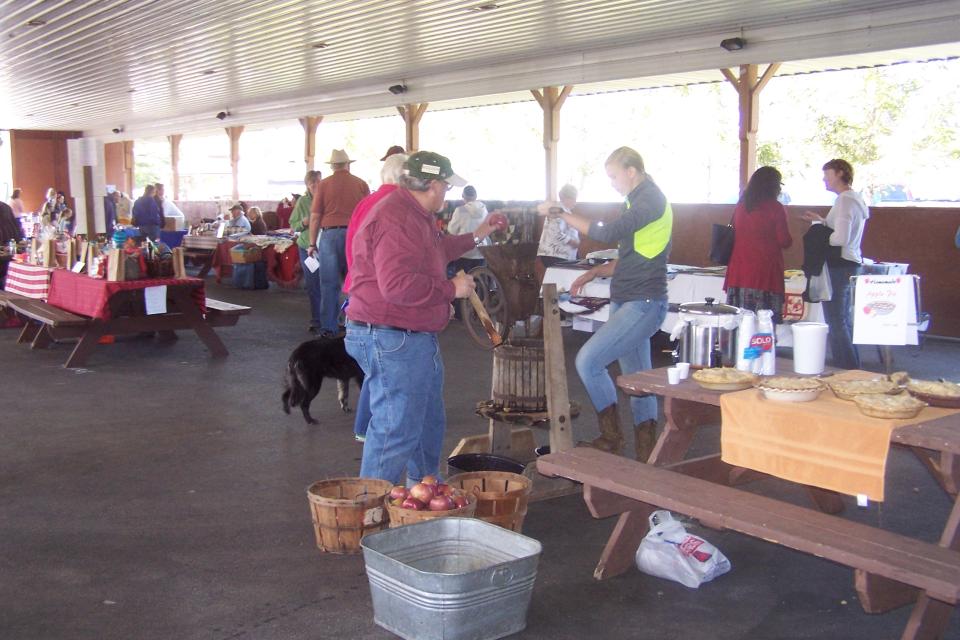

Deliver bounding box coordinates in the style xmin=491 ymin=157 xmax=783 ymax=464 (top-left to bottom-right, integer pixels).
xmin=18 ymin=322 xmax=40 ymax=344
xmin=649 ymin=397 xmax=719 ymax=466
xmin=170 ymin=287 xmax=228 ymax=358
xmin=583 ymin=485 xmax=655 ymax=580
xmin=64 ymin=320 xmax=106 ymax=368
xmin=30 ymin=325 xmax=52 ymax=349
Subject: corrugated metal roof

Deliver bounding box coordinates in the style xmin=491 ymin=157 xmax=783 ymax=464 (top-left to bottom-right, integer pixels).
xmin=1 ymin=0 xmax=958 ymax=135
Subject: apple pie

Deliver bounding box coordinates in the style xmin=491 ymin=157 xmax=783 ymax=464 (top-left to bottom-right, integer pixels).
xmin=691 ymin=368 xmax=758 ymax=390
xmin=905 ymin=378 xmax=960 ymax=408
xmin=854 ymin=392 xmax=926 ymax=419
xmin=755 ymin=376 xmax=824 ymax=402
xmin=828 ymin=378 xmax=898 ymax=401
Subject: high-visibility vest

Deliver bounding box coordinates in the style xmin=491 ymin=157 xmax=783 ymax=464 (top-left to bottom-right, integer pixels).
xmin=631 ymin=199 xmax=673 ymax=259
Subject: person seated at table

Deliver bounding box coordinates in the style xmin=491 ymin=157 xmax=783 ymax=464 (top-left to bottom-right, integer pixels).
xmin=132 ymin=185 xmax=163 ymax=240
xmin=540 ymin=146 xmax=670 ymax=462
xmin=56 ymin=208 xmax=75 ymax=235
xmin=38 ymin=187 xmax=57 ymax=226
xmin=9 ymin=188 xmax=25 ymax=218
xmin=538 ymin=183 xmax=581 ymax=268
xmin=246 ymin=206 xmax=268 ymax=235
xmin=723 ymin=166 xmax=792 ymax=323
xmin=226 ymin=204 xmax=251 ymax=234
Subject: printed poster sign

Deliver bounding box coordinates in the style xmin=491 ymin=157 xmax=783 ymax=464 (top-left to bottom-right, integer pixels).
xmin=852 ymin=276 xmax=918 ymax=346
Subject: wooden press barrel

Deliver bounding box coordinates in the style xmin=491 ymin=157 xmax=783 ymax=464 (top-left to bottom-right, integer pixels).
xmin=491 ymin=338 xmax=546 ymax=412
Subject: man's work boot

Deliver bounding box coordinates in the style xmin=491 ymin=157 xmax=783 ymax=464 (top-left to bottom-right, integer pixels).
xmin=578 ymin=404 xmax=625 ymax=455
xmin=633 ymin=419 xmax=658 ymax=463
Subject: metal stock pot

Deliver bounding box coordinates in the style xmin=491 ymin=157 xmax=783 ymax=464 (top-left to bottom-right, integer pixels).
xmin=674 ymin=297 xmax=741 ymax=368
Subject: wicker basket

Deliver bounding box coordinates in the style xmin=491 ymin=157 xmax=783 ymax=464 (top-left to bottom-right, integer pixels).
xmin=307 ymin=477 xmax=393 ymax=554
xmin=447 ymin=471 xmax=532 ymax=532
xmin=384 ymin=492 xmax=477 ymax=528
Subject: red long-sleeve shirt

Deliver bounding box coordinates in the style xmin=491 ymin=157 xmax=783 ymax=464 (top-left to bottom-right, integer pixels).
xmin=347 ymin=188 xmax=474 ymax=333
xmin=723 ymin=199 xmax=792 ymax=295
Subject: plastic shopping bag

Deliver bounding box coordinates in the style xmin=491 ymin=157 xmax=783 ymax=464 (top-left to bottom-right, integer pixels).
xmin=635 ymin=510 xmax=731 ymax=588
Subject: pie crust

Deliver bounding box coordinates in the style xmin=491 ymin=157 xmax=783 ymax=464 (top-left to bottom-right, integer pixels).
xmin=756 ymin=376 xmax=824 ymax=391
xmin=691 ymin=368 xmax=758 ymax=391
xmin=906 ymin=379 xmax=960 ymax=398
xmin=853 ymin=392 xmax=926 ymax=419
xmin=828 ymin=378 xmax=898 ymax=401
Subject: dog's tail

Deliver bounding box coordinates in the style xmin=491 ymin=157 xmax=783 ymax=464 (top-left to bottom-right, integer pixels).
xmin=283 ymin=359 xmax=312 ymax=411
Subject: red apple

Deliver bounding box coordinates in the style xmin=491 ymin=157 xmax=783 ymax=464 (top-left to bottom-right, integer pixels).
xmin=402 ymin=497 xmax=425 ymax=510
xmin=436 ymin=483 xmax=453 ymax=496
xmin=389 ymin=485 xmax=408 ymax=501
xmin=390 ymin=497 xmax=404 ymax=507
xmin=409 ymin=482 xmax=435 ymax=504
xmin=421 ymin=475 xmax=439 ymax=486
xmin=429 ymin=495 xmax=455 ymax=511
xmin=452 ymin=495 xmax=469 ymax=509
xmin=489 ymin=212 xmax=508 ymax=232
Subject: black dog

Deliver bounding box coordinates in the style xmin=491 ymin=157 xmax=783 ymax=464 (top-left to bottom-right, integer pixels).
xmin=281 ymin=336 xmax=364 ymax=425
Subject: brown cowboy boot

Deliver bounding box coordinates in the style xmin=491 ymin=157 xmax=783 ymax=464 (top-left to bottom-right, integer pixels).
xmin=578 ymin=404 xmax=625 ymax=455
xmin=633 ymin=419 xmax=658 ymax=462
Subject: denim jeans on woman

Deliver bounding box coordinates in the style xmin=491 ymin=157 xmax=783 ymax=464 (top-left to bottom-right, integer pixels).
xmin=345 ymin=323 xmax=445 ymax=484
xmin=823 ymin=262 xmax=861 ymax=369
xmin=298 ymin=247 xmax=323 ymax=330
xmin=574 ymin=298 xmax=668 ymax=425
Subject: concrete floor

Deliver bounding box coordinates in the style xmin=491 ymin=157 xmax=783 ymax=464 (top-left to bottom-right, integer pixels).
xmin=1 ymin=279 xmax=958 ymax=640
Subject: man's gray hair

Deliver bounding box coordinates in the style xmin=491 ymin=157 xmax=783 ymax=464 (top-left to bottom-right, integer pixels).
xmin=381 ymin=154 xmax=408 ymax=185
xmin=558 ymin=183 xmax=578 ymax=201
xmin=304 ymin=170 xmax=321 ymax=187
xmin=398 ymin=173 xmax=433 ymax=192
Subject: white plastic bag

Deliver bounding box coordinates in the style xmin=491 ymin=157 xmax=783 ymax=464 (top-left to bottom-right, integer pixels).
xmin=807 ymin=264 xmax=833 ymax=302
xmin=635 ymin=510 xmax=731 ymax=588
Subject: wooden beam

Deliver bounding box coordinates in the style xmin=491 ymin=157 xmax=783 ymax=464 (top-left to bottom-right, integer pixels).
xmin=754 ymin=62 xmax=781 ymax=94
xmin=168 ymin=134 xmax=182 ymax=201
xmin=225 ymin=126 xmax=244 ymax=202
xmin=397 ymin=103 xmax=428 ymax=152
xmin=298 ymin=116 xmax=323 ymax=171
xmin=122 ymin=140 xmax=135 ymax=194
xmin=721 ymin=64 xmax=780 ymax=191
xmin=533 ymin=85 xmax=574 ymax=200
xmin=542 ymin=283 xmax=574 ymax=454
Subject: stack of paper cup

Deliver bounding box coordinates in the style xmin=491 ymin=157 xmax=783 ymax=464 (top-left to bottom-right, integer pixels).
xmin=736 ymin=310 xmax=756 ymax=371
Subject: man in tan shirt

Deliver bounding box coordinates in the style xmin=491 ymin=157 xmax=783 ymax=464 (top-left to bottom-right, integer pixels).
xmin=308 ymin=149 xmax=370 ymax=336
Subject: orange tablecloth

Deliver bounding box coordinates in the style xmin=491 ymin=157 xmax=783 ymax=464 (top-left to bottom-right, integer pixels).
xmin=720 ymin=371 xmax=959 ymax=501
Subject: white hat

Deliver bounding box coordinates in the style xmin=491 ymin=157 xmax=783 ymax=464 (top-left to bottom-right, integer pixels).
xmin=326 ymin=149 xmax=354 ymax=164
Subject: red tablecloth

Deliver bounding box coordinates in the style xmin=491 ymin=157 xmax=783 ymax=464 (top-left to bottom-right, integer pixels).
xmin=212 ymin=240 xmax=301 ymax=288
xmin=4 ymin=262 xmax=57 ymax=300
xmin=47 ymin=270 xmax=205 ymax=320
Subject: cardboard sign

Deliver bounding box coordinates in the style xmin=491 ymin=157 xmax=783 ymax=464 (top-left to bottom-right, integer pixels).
xmin=71 ymin=261 xmax=86 ymax=273
xmin=852 ymin=275 xmax=918 ymax=346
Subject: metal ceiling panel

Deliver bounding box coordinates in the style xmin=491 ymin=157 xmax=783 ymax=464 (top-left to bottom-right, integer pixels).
xmin=1 ymin=0 xmax=958 ymax=135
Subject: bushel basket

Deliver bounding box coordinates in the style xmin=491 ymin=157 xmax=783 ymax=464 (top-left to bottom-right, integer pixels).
xmin=384 ymin=492 xmax=477 ymax=528
xmin=307 ymin=477 xmax=393 ymax=554
xmin=447 ymin=470 xmax=532 ymax=532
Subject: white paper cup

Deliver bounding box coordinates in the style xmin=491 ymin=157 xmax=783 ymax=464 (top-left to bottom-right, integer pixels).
xmin=667 ymin=367 xmax=681 ymax=384
xmin=676 ymin=362 xmax=691 ymax=380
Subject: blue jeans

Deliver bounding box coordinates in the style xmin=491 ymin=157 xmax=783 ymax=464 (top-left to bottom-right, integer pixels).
xmin=345 ymin=324 xmax=445 ymax=484
xmin=353 ymin=380 xmax=371 ymax=439
xmin=823 ymin=262 xmax=861 ymax=369
xmin=318 ymin=228 xmax=347 ymax=333
xmin=298 ymin=247 xmax=323 ymax=329
xmin=575 ymin=298 xmax=668 ymax=425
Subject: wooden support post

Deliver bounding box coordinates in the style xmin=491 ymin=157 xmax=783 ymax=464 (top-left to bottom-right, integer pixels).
xmin=298 ymin=116 xmax=323 ymax=172
xmin=82 ymin=165 xmax=96 ymax=238
xmin=396 ymin=103 xmax=428 ymax=153
xmin=720 ymin=63 xmax=780 ymax=191
xmin=225 ymin=126 xmax=244 ymax=202
xmin=531 ymin=85 xmax=573 ymax=200
xmin=542 ymin=283 xmax=574 ymax=454
xmin=171 ymin=247 xmax=186 ymax=279
xmin=122 ymin=140 xmax=135 ymax=194
xmin=168 ymin=134 xmax=182 ymax=201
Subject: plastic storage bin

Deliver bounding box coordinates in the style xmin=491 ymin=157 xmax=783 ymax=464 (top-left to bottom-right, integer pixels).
xmin=361 ymin=517 xmax=542 ymax=640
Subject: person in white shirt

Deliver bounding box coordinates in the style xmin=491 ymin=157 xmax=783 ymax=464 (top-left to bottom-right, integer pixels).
xmin=802 ymin=159 xmax=870 ymax=369
xmin=9 ymin=189 xmax=25 ymax=217
xmin=446 ymin=185 xmax=489 ymax=275
xmin=537 ymin=183 xmax=581 ymax=267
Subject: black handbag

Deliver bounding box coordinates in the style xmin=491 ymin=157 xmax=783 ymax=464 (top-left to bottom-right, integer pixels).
xmin=709 ymin=215 xmax=735 ymax=265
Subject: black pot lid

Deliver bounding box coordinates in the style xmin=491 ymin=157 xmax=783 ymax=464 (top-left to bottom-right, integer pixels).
xmin=678 ymin=297 xmax=740 ymax=316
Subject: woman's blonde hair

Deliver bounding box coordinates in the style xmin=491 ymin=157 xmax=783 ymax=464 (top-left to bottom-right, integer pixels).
xmin=605 ymin=146 xmax=645 ymax=175
xmin=247 ymin=206 xmax=262 ymax=219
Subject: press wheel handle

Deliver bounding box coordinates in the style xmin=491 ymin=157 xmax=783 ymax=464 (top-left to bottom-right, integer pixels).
xmin=458 ymin=269 xmax=503 ymax=347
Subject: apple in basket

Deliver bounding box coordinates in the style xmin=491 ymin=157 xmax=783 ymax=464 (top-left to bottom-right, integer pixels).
xmin=435 ymin=483 xmax=454 ymax=497
xmin=401 ymin=497 xmax=425 ymax=510
xmin=409 ymin=482 xmax=435 ymax=504
xmin=421 ymin=475 xmax=439 ymax=486
xmin=389 ymin=485 xmax=409 ymax=502
xmin=429 ymin=495 xmax=455 ymax=511
xmin=452 ymin=494 xmax=469 ymax=509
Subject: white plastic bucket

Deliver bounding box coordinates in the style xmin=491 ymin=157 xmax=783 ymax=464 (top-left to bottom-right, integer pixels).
xmin=791 ymin=322 xmax=829 ymax=374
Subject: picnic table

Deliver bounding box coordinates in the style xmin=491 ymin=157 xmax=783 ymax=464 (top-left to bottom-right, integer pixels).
xmin=2 ymin=269 xmax=250 ymax=367
xmin=538 ymin=364 xmax=960 ymax=640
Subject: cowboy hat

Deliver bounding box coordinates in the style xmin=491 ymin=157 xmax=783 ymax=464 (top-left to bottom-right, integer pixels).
xmin=326 ymin=149 xmax=354 ymax=164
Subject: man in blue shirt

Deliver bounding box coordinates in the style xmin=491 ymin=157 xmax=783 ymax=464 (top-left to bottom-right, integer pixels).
xmin=132 ymin=185 xmax=163 ymax=240
xmin=226 ymin=204 xmax=251 ymax=233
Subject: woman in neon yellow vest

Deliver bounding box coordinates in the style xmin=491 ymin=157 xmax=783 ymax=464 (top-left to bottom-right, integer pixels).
xmin=542 ymin=147 xmax=671 ymax=461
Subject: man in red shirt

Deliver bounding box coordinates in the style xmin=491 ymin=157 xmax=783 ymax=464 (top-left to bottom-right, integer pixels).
xmin=345 ymin=151 xmax=497 ymax=484
xmin=308 ymin=149 xmax=370 ymax=336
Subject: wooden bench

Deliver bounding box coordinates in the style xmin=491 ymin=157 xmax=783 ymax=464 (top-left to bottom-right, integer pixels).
xmin=5 ymin=296 xmax=91 ymax=347
xmin=537 ymin=447 xmax=960 ymax=639
xmin=204 ymin=297 xmax=251 ymax=327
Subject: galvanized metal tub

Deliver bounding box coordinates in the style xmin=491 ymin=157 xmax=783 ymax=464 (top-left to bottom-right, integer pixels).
xmin=360 ymin=517 xmax=542 ymax=640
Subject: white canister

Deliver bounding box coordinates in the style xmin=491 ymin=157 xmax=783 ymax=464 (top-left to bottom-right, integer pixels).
xmin=735 ymin=310 xmax=756 ymax=371
xmin=791 ymin=322 xmax=830 ymax=374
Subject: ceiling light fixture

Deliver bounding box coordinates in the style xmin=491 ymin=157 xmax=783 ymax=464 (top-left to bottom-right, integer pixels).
xmin=312 ymin=42 xmax=328 ymax=49
xmin=468 ymin=3 xmax=500 ymax=12
xmin=27 ymin=19 xmax=47 ymax=27
xmin=720 ymin=37 xmax=746 ymax=52
xmin=203 ymin=69 xmax=216 ymax=75
xmin=127 ymin=88 xmax=137 ymax=93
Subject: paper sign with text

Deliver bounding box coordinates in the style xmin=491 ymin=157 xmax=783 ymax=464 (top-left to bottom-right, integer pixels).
xmin=852 ymin=276 xmax=918 ymax=346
